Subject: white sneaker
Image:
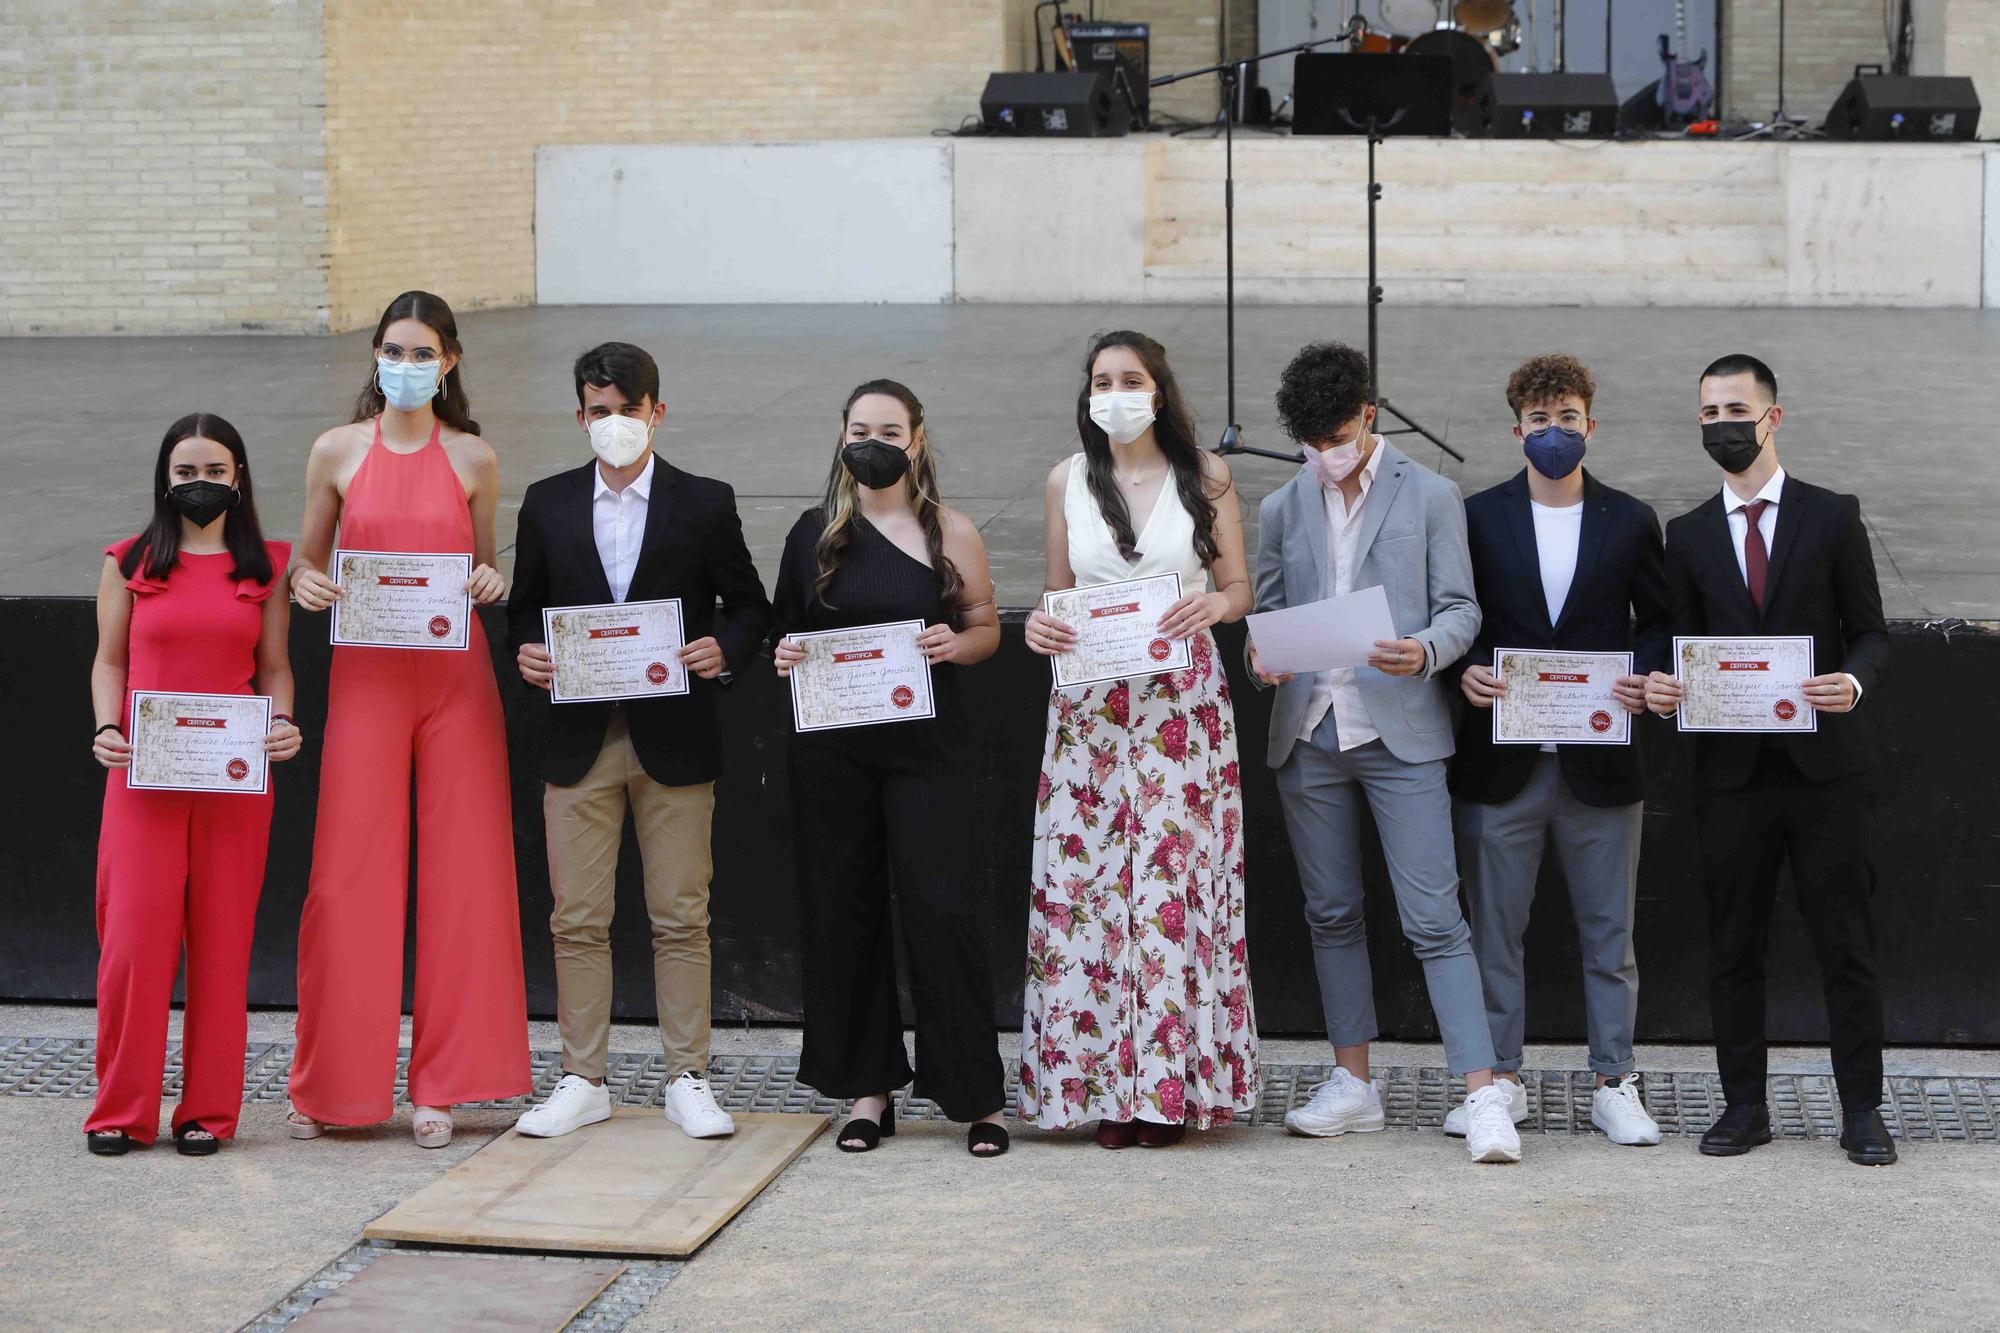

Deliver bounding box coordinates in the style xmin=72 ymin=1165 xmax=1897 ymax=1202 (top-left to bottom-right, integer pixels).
xmin=1284 ymin=1067 xmax=1386 ymax=1138
xmin=1590 ymin=1078 xmax=1662 ymax=1146
xmin=515 ymin=1073 xmax=613 ymax=1138
xmin=663 ymin=1071 xmax=735 ymax=1139
xmin=1464 ymin=1083 xmax=1524 ymax=1163
xmin=1443 ymin=1078 xmax=1531 ymax=1138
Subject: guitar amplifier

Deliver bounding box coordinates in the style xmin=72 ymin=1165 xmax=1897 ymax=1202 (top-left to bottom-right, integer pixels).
xmin=1063 ymin=21 xmax=1149 ymax=131
xmin=980 ymin=71 xmax=1128 ymax=138
xmin=1467 ymin=73 xmax=1618 ymax=138
xmin=1824 ymin=74 xmax=1980 ymax=141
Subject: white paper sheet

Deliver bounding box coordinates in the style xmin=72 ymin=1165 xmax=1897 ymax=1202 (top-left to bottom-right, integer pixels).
xmin=1245 ymin=585 xmax=1398 ymax=675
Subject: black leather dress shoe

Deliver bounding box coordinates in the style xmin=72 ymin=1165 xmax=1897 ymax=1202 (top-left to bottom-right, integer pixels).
xmin=1699 ymin=1103 xmax=1773 ymax=1156
xmin=1839 ymin=1110 xmax=1898 ymax=1166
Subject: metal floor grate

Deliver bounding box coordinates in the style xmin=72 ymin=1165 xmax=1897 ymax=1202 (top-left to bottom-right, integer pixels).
xmin=8 ymin=1037 xmax=1997 ymax=1143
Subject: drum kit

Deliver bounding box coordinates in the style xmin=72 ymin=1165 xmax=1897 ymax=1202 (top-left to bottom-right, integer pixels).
xmin=1358 ymin=0 xmax=1527 ymax=107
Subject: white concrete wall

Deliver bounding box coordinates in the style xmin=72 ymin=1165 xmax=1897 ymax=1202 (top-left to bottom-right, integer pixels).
xmin=536 ymin=142 xmax=954 ymax=305
xmin=1986 ymin=149 xmax=2000 ymax=308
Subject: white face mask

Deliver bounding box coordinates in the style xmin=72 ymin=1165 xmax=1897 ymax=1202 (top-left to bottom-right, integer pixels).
xmin=588 ymin=414 xmax=651 ymax=469
xmin=1302 ymin=422 xmax=1371 ymax=487
xmin=1089 ymin=390 xmax=1158 ymax=445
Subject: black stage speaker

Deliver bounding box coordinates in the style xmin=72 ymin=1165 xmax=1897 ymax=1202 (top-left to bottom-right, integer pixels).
xmin=980 ymin=71 xmax=1127 ymax=137
xmin=1291 ymin=53 xmax=1455 ymax=137
xmin=1469 ymin=72 xmax=1618 ymax=138
xmin=1824 ymin=72 xmax=1980 ymax=141
xmin=1064 ymin=21 xmax=1149 ymax=131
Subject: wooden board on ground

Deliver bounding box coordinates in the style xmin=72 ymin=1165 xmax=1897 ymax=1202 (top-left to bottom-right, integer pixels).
xmin=363 ymin=1109 xmax=826 ymax=1256
xmin=293 ymin=1252 xmax=623 ymax=1332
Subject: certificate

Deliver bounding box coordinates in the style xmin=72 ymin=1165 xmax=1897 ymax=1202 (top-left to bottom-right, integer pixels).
xmin=1045 ymin=573 xmax=1191 ymax=690
xmin=544 ymin=599 xmax=689 ymax=704
xmin=1245 ymin=584 xmax=1398 ymax=675
xmin=329 ymin=550 xmax=473 ymax=650
xmin=127 ymin=691 xmax=271 ymax=795
xmin=788 ymin=619 xmax=935 ymax=733
xmin=1674 ymin=635 xmax=1819 ymax=734
xmin=1491 ymin=649 xmax=1633 ymax=746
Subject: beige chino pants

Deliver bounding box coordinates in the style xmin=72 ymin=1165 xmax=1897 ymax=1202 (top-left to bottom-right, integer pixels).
xmin=544 ymin=713 xmax=715 ymax=1081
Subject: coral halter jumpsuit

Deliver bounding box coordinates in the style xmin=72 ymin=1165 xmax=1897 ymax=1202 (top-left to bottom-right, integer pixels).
xmin=89 ymin=536 xmax=289 ymax=1143
xmin=288 ymin=418 xmax=530 ymax=1124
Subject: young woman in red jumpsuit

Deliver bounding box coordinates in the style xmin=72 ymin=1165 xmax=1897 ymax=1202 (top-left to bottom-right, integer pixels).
xmin=87 ymin=413 xmax=300 ymax=1156
xmin=286 ymin=290 xmax=530 ymax=1148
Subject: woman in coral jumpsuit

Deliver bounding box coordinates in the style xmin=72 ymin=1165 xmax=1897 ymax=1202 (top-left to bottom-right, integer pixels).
xmin=286 ymin=290 xmax=530 ymax=1147
xmin=88 ymin=413 xmax=299 ymax=1156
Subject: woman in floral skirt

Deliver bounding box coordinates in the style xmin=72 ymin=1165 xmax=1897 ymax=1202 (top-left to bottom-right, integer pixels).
xmin=1020 ymin=330 xmax=1259 ymax=1148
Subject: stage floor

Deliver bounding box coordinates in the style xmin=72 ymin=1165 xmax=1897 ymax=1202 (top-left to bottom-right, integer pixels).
xmin=7 ymin=304 xmax=1996 ymax=618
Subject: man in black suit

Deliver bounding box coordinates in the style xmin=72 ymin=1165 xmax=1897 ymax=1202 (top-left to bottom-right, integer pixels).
xmin=1645 ymin=352 xmax=1894 ymax=1165
xmin=506 ymin=342 xmax=771 ymax=1142
xmin=1446 ymin=355 xmax=1671 ymax=1147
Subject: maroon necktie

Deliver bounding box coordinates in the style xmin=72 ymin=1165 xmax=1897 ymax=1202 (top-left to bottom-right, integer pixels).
xmin=1741 ymin=499 xmax=1770 ymax=611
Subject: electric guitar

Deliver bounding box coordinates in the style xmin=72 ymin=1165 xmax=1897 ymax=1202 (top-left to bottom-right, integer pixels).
xmin=1655 ymin=0 xmax=1713 ymax=125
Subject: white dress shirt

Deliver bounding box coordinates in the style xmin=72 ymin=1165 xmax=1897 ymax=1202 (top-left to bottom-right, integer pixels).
xmin=1719 ymin=466 xmax=1862 ymax=704
xmin=1530 ymin=497 xmax=1585 ymax=753
xmin=1299 ymin=439 xmax=1385 ymax=749
xmin=593 ymin=454 xmax=655 ymax=604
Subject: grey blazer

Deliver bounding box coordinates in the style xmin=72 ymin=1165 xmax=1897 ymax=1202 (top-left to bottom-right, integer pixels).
xmin=1249 ymin=443 xmax=1481 ymax=769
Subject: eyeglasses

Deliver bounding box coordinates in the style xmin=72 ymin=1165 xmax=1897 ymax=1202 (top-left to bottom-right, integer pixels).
xmin=377 ymin=345 xmax=442 ymax=365
xmin=1523 ymin=411 xmax=1586 ymax=430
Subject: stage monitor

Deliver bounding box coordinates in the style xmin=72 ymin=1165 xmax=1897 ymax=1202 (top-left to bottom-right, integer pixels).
xmin=979 ymin=71 xmax=1128 ymax=138
xmin=1824 ymin=73 xmax=1980 ymax=142
xmin=1470 ymin=73 xmax=1618 ymax=138
xmin=1291 ymin=53 xmax=1456 ymax=137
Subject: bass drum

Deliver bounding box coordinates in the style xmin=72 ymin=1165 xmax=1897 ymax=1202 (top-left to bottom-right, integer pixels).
xmin=1380 ymin=0 xmax=1448 ymax=36
xmin=1405 ymin=27 xmax=1496 ymax=107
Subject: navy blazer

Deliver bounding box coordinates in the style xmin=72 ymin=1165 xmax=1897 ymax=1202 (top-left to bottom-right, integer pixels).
xmin=1450 ymin=469 xmax=1669 ymax=808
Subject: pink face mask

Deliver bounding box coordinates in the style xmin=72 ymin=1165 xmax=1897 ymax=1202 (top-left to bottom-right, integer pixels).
xmin=1302 ymin=428 xmax=1369 ymax=487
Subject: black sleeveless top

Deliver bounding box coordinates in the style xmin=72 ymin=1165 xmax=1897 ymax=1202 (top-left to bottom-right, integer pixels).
xmin=773 ymin=508 xmax=966 ymax=749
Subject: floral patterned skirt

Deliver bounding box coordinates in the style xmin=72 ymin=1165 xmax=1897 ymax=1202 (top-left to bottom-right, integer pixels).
xmin=1019 ymin=629 xmax=1259 ymax=1130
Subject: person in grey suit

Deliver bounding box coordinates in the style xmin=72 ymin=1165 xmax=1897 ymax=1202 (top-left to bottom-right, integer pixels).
xmin=1246 ymin=342 xmax=1521 ymax=1164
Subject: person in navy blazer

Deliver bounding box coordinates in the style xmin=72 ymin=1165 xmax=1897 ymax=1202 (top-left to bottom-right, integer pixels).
xmin=506 ymin=342 xmax=771 ymax=1145
xmin=1447 ymin=355 xmax=1670 ymax=1148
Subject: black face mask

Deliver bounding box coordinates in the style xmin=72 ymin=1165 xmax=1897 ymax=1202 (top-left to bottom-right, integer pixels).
xmin=1701 ymin=411 xmax=1768 ymax=475
xmin=841 ymin=438 xmax=911 ymax=490
xmin=168 ymin=480 xmax=237 ymax=527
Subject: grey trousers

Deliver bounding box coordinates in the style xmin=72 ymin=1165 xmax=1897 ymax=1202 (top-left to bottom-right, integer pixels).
xmin=1274 ymin=718 xmax=1497 ymax=1076
xmin=1455 ymin=754 xmax=1643 ymax=1079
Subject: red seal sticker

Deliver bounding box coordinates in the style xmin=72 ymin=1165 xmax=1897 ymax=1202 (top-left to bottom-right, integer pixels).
xmin=1774 ymin=698 xmax=1798 ymax=721
xmin=646 ymin=662 xmax=669 ymax=685
xmin=226 ymin=758 xmax=250 ymax=783
xmin=1148 ymin=638 xmax=1172 ymax=662
xmin=1589 ymin=710 xmax=1613 ymax=734
xmin=427 ymin=615 xmax=452 ymax=639
xmin=891 ymin=685 xmax=916 ymax=710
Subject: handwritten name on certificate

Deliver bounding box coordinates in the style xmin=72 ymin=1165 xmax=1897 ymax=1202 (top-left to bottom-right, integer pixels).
xmin=1674 ymin=635 xmax=1818 ymax=733
xmin=788 ymin=619 xmax=935 ymax=733
xmin=127 ymin=692 xmax=271 ymax=795
xmin=544 ymin=599 xmax=689 ymax=704
xmin=1044 ymin=573 xmax=1191 ymax=690
xmin=1492 ymin=649 xmax=1633 ymax=746
xmin=330 ymin=550 xmax=473 ymax=650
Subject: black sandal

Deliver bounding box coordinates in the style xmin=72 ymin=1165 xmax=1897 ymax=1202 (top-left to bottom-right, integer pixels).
xmin=174 ymin=1124 xmax=221 ymax=1157
xmin=967 ymin=1122 xmax=1010 ymax=1158
xmin=86 ymin=1129 xmax=132 ymax=1156
xmin=835 ymin=1101 xmax=895 ymax=1153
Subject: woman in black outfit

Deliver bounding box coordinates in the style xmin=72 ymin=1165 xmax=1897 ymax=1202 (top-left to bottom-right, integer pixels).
xmin=772 ymin=379 xmax=1009 ymax=1158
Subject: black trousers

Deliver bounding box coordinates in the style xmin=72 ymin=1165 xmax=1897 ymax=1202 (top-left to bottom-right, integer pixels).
xmin=1695 ymin=748 xmax=1885 ymax=1113
xmin=787 ymin=734 xmax=1004 ymax=1122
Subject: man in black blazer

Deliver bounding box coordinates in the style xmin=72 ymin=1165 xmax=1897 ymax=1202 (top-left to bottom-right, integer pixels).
xmin=1645 ymin=352 xmax=1894 ymax=1165
xmin=1447 ymin=355 xmax=1670 ymax=1148
xmin=506 ymin=342 xmax=771 ymax=1142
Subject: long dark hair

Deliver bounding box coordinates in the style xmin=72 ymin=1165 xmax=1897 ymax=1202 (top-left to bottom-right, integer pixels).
xmin=120 ymin=413 xmax=273 ymax=586
xmin=813 ymin=379 xmax=964 ymax=624
xmin=350 ymin=289 xmax=480 ymax=434
xmin=1075 ymin=330 xmax=1219 ymax=566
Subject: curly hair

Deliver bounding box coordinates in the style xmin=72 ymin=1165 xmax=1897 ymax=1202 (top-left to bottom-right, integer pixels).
xmin=1275 ymin=341 xmax=1371 ymax=445
xmin=1505 ymin=354 xmax=1596 ymax=418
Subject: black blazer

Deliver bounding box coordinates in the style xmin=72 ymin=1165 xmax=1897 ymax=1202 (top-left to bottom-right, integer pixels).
xmin=507 ymin=460 xmax=772 ymax=788
xmin=1662 ymin=473 xmax=1888 ymax=790
xmin=1450 ymin=469 xmax=1670 ymax=808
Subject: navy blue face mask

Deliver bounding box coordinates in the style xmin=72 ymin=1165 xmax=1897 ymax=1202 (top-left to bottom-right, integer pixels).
xmin=1522 ymin=423 xmax=1587 ymax=480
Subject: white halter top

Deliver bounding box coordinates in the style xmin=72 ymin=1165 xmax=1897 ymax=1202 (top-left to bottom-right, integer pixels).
xmin=1062 ymin=453 xmax=1211 ymax=593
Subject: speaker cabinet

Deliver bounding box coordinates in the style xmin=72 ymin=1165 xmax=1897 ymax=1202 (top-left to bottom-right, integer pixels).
xmin=1469 ymin=73 xmax=1619 ymax=138
xmin=1824 ymin=74 xmax=1980 ymax=141
xmin=979 ymin=71 xmax=1127 ymax=138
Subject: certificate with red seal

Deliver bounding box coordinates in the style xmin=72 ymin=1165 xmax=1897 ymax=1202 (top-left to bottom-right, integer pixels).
xmin=126 ymin=691 xmax=271 ymax=795
xmin=1044 ymin=572 xmax=1191 ymax=690
xmin=543 ymin=598 xmax=689 ymax=704
xmin=1491 ymin=649 xmax=1633 ymax=746
xmin=1674 ymin=635 xmax=1818 ymax=733
xmin=788 ymin=619 xmax=935 ymax=732
xmin=329 ymin=550 xmax=472 ymax=650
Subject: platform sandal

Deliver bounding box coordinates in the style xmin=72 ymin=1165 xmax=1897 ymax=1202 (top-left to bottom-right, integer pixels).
xmin=86 ymin=1129 xmax=132 ymax=1156
xmin=174 ymin=1124 xmax=221 ymax=1157
xmin=967 ymin=1122 xmax=1010 ymax=1158
xmin=286 ymin=1106 xmax=324 ymax=1140
xmin=836 ymin=1099 xmax=896 ymax=1153
xmin=413 ymin=1106 xmax=453 ymax=1149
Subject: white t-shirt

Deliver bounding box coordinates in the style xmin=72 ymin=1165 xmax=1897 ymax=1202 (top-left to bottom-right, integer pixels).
xmin=1529 ymin=498 xmax=1584 ymax=754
